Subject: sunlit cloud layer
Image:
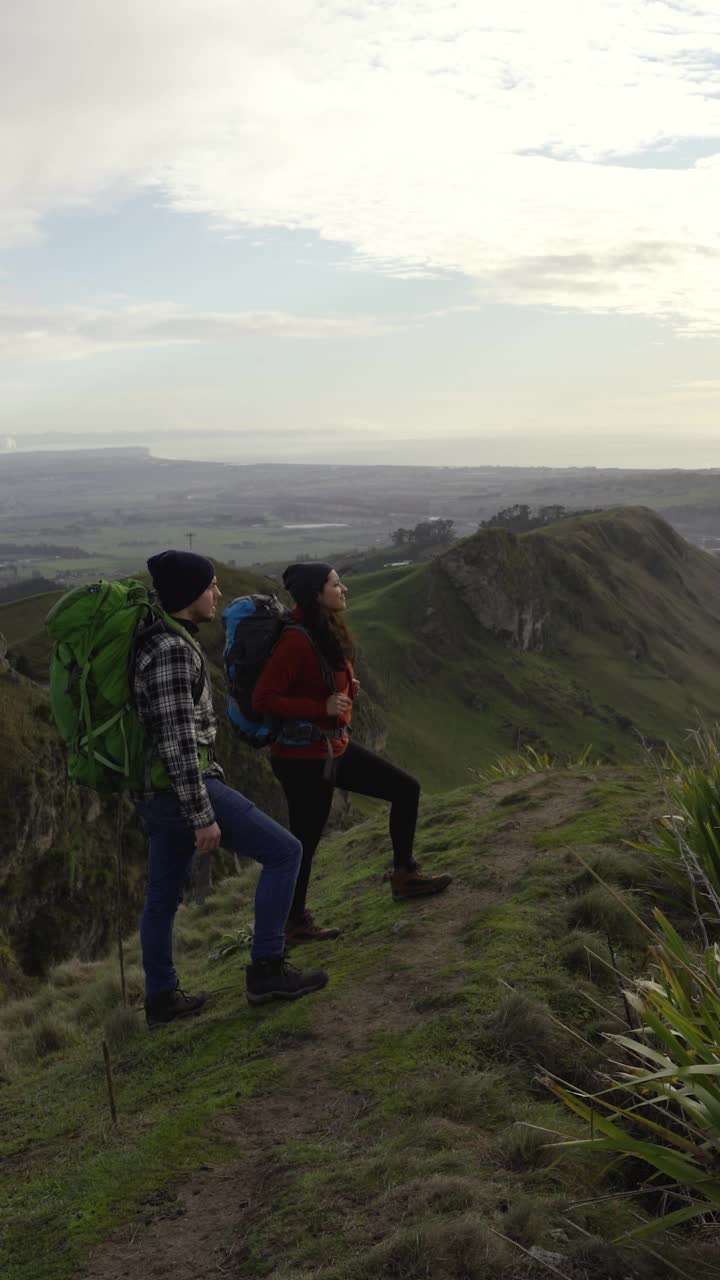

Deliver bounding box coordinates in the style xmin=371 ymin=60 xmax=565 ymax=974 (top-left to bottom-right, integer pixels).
xmin=0 ymin=304 xmax=402 ymax=361
xmin=1 ymin=0 xmax=719 ymax=332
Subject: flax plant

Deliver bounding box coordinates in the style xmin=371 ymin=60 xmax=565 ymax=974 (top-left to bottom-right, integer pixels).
xmin=549 ymin=908 xmax=720 ymax=1240
xmin=636 ymin=728 xmax=720 ymax=940
xmin=472 ymin=744 xmax=599 ymax=784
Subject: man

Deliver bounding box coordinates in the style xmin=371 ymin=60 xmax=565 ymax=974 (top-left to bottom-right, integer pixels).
xmin=133 ymin=549 xmax=328 ymax=1028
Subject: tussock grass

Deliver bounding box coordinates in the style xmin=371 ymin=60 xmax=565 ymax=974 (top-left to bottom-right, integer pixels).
xmin=496 ymin=1120 xmax=556 ymax=1171
xmin=175 ymin=925 xmax=210 ymax=954
xmin=382 ymin=1174 xmax=480 ymax=1215
xmin=122 ymin=964 xmax=145 ymax=1004
xmin=48 ymin=958 xmax=98 ymax=990
xmin=566 ymin=884 xmax=645 ymax=946
xmin=501 ymin=1191 xmax=561 ymax=1246
xmin=2 ymin=766 xmax=687 ymax=1280
xmin=0 ymin=996 xmax=38 ymax=1030
xmin=334 ymin=1215 xmax=512 ymax=1280
xmin=0 ymin=1030 xmax=18 ymax=1082
xmin=570 ymin=845 xmax=655 ymax=891
xmin=484 ymin=990 xmax=572 ymax=1076
xmin=558 ymin=930 xmax=620 ymax=993
xmin=103 ymin=1006 xmax=142 ymax=1053
xmin=30 ymin=1015 xmax=73 ymax=1060
xmin=391 ymin=1067 xmax=509 ymax=1127
xmin=73 ymin=975 xmax=123 ymax=1028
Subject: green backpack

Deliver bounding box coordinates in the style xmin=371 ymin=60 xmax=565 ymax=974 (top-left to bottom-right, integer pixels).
xmin=46 ymin=579 xmax=204 ymax=793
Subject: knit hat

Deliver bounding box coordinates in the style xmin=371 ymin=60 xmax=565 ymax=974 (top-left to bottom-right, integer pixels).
xmin=147 ymin=550 xmax=215 ymax=613
xmin=282 ymin=562 xmax=333 ymax=605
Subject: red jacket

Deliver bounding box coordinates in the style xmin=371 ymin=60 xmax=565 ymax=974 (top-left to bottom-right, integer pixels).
xmin=252 ymin=607 xmax=354 ymax=760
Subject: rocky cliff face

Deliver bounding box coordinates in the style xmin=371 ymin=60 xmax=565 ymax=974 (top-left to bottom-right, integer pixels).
xmin=437 ymin=507 xmax=720 ymax=663
xmin=440 ymin=528 xmax=550 ymax=652
xmin=0 ymin=661 xmax=288 ymax=984
xmin=0 ymin=665 xmax=145 ymax=986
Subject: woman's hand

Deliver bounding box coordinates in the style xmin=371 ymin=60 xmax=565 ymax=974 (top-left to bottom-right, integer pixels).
xmin=326 ymin=692 xmax=352 ymax=716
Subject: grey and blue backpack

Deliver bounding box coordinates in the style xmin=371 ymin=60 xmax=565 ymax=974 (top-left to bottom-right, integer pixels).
xmin=222 ymin=593 xmax=340 ymax=751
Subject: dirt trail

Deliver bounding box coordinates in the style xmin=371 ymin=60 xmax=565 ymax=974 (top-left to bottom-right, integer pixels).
xmin=84 ymin=772 xmax=614 ymax=1280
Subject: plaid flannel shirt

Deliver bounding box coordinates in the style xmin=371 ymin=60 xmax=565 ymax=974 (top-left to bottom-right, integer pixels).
xmin=131 ymin=629 xmax=223 ymax=828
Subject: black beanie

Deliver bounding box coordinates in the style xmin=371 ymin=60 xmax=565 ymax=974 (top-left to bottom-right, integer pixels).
xmin=282 ymin=562 xmax=333 ymax=605
xmin=147 ymin=550 xmax=215 ymax=613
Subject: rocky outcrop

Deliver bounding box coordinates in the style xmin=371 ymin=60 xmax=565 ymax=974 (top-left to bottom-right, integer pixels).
xmin=0 ymin=664 xmax=287 ymax=978
xmin=441 ymin=528 xmax=551 ymax=652
xmin=0 ymin=670 xmax=144 ymax=976
xmin=437 ymin=507 xmax=720 ymax=663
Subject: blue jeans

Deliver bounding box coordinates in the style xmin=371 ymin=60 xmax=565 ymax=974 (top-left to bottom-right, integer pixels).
xmin=135 ymin=778 xmax=302 ymax=999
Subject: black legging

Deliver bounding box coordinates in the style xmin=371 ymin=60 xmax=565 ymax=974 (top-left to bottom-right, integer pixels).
xmin=272 ymin=741 xmax=420 ymax=924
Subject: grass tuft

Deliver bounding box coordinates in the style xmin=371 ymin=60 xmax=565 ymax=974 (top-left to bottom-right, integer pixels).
xmin=31 ymin=1015 xmax=73 ymax=1059
xmin=559 ymin=929 xmax=615 ymax=985
xmin=336 ymin=1215 xmax=512 ymax=1280
xmin=496 ymin=1121 xmax=556 ymax=1171
xmin=73 ymin=975 xmax=123 ymax=1028
xmin=0 ymin=997 xmax=38 ymax=1030
xmin=484 ymin=990 xmax=572 ymax=1076
xmin=566 ymin=884 xmax=645 ymax=945
xmin=382 ymin=1174 xmax=480 ymax=1215
xmin=103 ymin=1006 xmax=143 ymax=1053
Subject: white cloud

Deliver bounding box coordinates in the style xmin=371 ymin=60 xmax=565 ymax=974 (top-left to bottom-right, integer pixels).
xmin=1 ymin=1 xmax=720 ymax=328
xmin=0 ymin=303 xmax=402 ymax=361
xmin=670 ymin=378 xmax=720 ymax=399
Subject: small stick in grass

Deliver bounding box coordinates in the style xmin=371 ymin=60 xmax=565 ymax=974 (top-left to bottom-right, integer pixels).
xmin=102 ymin=1039 xmax=118 ymax=1127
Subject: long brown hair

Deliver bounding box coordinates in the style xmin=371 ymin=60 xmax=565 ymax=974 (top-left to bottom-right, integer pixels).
xmin=302 ymin=598 xmax=356 ymax=669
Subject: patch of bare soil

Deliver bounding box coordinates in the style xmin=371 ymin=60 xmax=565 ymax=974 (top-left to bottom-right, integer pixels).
xmin=84 ymin=771 xmax=638 ymax=1280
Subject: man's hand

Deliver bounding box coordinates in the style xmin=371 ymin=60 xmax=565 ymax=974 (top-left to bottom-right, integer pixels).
xmin=326 ymin=692 xmax=352 ymax=716
xmin=194 ymin=821 xmax=221 ymax=853
xmin=351 ymin=678 xmax=361 ymax=698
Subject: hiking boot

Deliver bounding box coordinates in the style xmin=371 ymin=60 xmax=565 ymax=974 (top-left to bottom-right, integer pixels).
xmin=145 ymin=987 xmax=208 ymax=1030
xmin=390 ymin=863 xmax=453 ymax=901
xmin=246 ymin=955 xmax=329 ymax=1006
xmin=285 ymin=910 xmax=341 ymax=947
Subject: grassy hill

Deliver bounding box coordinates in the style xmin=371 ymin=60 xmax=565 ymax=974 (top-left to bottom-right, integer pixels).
xmin=4 ymin=506 xmax=720 ymax=981
xmin=5 ymin=508 xmax=720 ymax=795
xmin=7 ymin=763 xmax=718 ymax=1280
xmin=6 ymin=511 xmax=720 ymax=1276
xmin=346 ymin=507 xmax=720 ymax=789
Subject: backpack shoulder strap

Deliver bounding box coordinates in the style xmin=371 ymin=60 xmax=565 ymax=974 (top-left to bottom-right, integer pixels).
xmin=130 ymin=612 xmax=207 ymax=705
xmin=282 ymin=622 xmax=337 ymax=694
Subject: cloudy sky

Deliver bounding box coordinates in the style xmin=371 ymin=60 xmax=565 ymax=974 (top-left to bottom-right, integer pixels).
xmin=1 ymin=0 xmax=719 ymax=466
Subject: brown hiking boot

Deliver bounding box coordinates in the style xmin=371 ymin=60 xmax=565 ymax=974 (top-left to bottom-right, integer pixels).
xmin=285 ymin=910 xmax=341 ymax=947
xmin=390 ymin=864 xmax=453 ymax=901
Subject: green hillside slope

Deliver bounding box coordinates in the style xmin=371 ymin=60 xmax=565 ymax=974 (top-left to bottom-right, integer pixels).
xmin=347 ymin=507 xmax=720 ymax=789
xmin=2 ymin=765 xmax=717 ymax=1280
xmin=4 ymin=507 xmax=720 ymax=791
xmin=4 ymin=506 xmax=720 ymax=979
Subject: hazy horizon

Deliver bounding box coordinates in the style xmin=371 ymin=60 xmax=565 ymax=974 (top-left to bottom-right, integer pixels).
xmin=2 ymin=429 xmax=720 ymax=471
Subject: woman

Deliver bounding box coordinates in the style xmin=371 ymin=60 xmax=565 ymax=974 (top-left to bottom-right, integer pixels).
xmin=252 ymin=561 xmax=452 ymax=945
